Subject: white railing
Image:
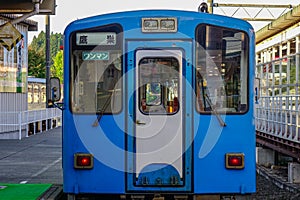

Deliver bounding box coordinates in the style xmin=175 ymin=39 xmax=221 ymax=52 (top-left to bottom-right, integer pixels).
xmin=0 ymin=108 xmax=62 ymax=140
xmin=255 ymin=95 xmax=300 ymax=144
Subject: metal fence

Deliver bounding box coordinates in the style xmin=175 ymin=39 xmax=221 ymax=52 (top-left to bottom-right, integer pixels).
xmin=0 ymin=108 xmax=62 ymax=140
xmin=255 ymin=95 xmax=300 ymax=144
xmin=255 ymin=50 xmax=300 ymax=144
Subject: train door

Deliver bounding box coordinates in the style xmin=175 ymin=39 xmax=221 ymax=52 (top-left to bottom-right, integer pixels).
xmin=126 ymin=41 xmax=192 ymax=192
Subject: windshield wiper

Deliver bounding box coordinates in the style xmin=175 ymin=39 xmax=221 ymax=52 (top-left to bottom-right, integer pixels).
xmin=92 ymin=92 xmax=113 ymax=127
xmin=204 ymin=94 xmax=226 ymax=127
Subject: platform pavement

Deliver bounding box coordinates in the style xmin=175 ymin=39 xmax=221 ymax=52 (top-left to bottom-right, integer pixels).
xmin=0 ymin=127 xmax=63 ymax=199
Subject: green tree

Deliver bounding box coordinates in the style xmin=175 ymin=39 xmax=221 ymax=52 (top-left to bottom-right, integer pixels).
xmin=50 ymin=32 xmax=63 ymax=60
xmin=28 ymin=31 xmax=63 ymax=78
xmin=28 ymin=46 xmax=45 ymax=78
xmin=30 ymin=31 xmax=46 ymax=54
xmin=51 ymin=50 xmax=63 ymax=83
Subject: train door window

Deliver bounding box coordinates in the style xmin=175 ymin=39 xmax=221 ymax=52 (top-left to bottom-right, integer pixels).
xmin=195 ymin=25 xmax=249 ymax=114
xmin=139 ymin=57 xmax=179 ymax=114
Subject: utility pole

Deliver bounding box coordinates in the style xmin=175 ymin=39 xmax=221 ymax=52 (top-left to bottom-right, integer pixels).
xmin=207 ymin=0 xmax=213 ymax=14
xmin=45 ymin=15 xmax=51 ymax=107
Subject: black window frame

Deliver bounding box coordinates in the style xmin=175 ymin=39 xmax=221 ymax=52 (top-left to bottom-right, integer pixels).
xmin=69 ymin=23 xmax=123 ymax=114
xmin=195 ymin=24 xmax=250 ymax=115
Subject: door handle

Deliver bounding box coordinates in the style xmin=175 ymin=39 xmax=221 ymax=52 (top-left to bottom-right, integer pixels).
xmin=135 ymin=120 xmax=146 ymax=125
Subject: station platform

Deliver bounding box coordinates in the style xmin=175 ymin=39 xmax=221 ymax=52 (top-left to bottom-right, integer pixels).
xmin=0 ymin=127 xmax=63 ymax=200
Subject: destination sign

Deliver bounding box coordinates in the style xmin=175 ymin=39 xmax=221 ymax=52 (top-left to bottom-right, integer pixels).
xmin=76 ymin=32 xmax=116 ymax=46
xmin=82 ymin=51 xmax=109 ymax=61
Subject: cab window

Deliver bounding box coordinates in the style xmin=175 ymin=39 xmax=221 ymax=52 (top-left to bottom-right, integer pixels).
xmin=195 ymin=25 xmax=249 ymax=114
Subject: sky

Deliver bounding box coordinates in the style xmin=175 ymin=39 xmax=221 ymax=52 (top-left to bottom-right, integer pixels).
xmin=28 ymin=0 xmax=296 ymax=43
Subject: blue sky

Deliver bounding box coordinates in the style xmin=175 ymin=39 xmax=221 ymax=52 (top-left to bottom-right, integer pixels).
xmin=28 ymin=0 xmax=295 ymax=42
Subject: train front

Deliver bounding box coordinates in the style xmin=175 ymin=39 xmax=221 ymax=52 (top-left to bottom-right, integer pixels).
xmin=61 ymin=9 xmax=256 ymax=200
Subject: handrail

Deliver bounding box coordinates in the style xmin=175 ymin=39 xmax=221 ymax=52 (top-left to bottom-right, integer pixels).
xmin=255 ymin=96 xmax=300 ymax=144
xmin=0 ymin=108 xmax=62 ymax=140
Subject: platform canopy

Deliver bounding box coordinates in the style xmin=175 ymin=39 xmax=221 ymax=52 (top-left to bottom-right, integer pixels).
xmin=0 ymin=0 xmax=55 ymax=51
xmin=0 ymin=0 xmax=55 ymax=15
xmin=256 ymin=4 xmax=300 ymax=44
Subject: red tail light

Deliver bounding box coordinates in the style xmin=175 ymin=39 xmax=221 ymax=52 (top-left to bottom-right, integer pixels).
xmin=225 ymin=153 xmax=244 ymax=169
xmin=74 ymin=153 xmax=93 ymax=169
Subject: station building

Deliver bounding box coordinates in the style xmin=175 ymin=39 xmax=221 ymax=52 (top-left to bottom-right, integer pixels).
xmin=0 ymin=14 xmax=36 ymax=138
xmin=0 ymin=14 xmax=61 ymax=139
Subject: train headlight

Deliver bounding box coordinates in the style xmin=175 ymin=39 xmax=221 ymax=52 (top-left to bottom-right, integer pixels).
xmin=143 ymin=19 xmax=159 ymax=30
xmin=160 ymin=19 xmax=176 ymax=30
xmin=74 ymin=153 xmax=93 ymax=169
xmin=142 ymin=18 xmax=177 ymax=32
xmin=225 ymin=153 xmax=244 ymax=169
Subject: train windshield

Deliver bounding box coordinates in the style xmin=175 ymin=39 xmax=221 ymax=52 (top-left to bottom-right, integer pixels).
xmin=69 ymin=25 xmax=123 ymax=114
xmin=195 ymin=25 xmax=249 ymax=114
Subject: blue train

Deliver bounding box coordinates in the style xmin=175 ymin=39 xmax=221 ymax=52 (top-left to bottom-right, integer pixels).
xmin=50 ymin=6 xmax=256 ymax=200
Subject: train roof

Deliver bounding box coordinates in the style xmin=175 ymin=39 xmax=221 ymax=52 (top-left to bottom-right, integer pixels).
xmin=64 ymin=9 xmax=253 ymax=34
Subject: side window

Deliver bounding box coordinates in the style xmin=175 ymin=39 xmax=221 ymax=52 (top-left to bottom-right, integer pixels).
xmin=195 ymin=25 xmax=249 ymax=114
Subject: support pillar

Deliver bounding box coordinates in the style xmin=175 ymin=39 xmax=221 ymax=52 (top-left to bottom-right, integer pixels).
xmin=256 ymin=147 xmax=275 ymax=167
xmin=288 ymin=162 xmax=300 ymax=183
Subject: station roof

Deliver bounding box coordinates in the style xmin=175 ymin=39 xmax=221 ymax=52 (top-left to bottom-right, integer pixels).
xmin=0 ymin=0 xmax=56 ymax=31
xmin=0 ymin=0 xmax=55 ymax=15
xmin=0 ymin=0 xmax=56 ymax=50
xmin=0 ymin=14 xmax=38 ymax=31
xmin=256 ymin=4 xmax=300 ymax=44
